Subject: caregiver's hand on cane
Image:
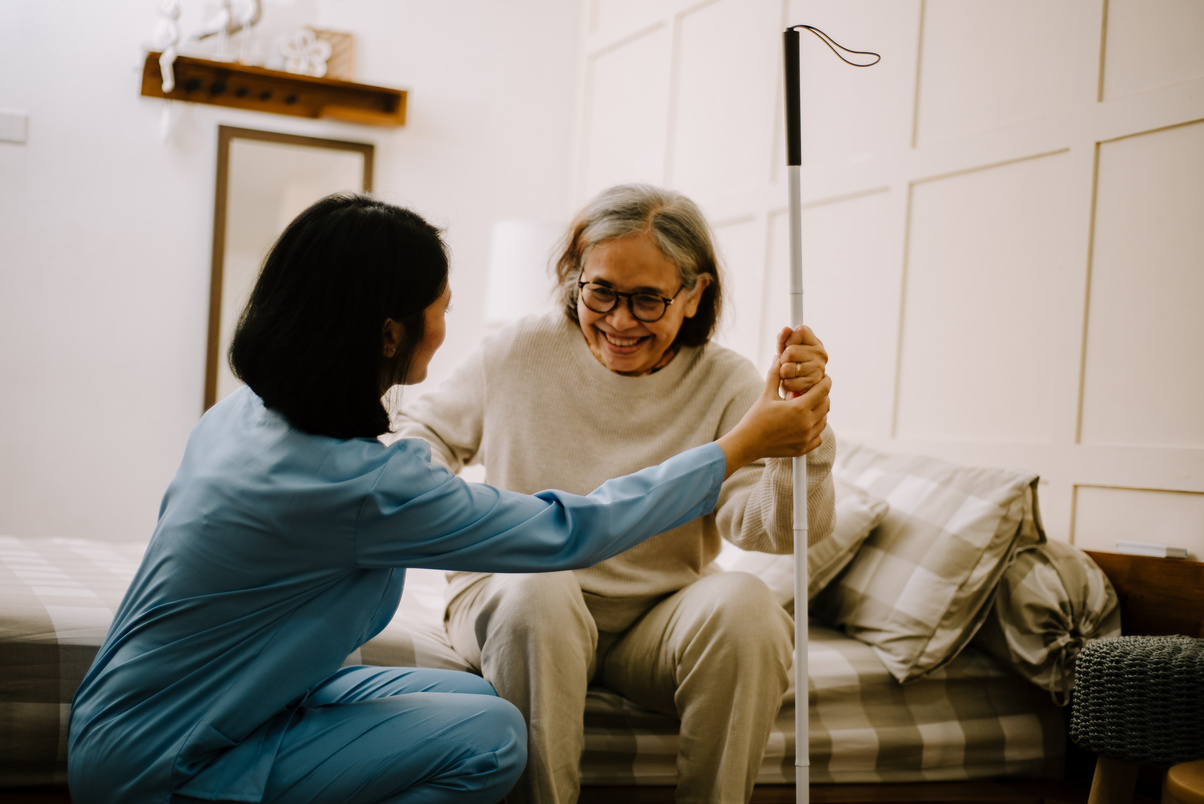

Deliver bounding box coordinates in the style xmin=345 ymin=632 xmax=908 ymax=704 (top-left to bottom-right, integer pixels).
xmin=716 ymin=356 xmax=831 ymax=478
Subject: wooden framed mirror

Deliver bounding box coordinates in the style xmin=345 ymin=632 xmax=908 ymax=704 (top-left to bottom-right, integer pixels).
xmin=205 ymin=126 xmax=375 ymax=410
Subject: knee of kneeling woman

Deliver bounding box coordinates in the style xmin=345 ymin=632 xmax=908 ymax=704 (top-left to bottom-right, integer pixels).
xmin=481 ymin=698 xmax=528 ymax=795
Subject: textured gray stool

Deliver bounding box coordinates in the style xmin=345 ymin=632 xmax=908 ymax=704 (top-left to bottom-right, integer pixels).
xmin=1070 ymin=635 xmax=1204 ymax=804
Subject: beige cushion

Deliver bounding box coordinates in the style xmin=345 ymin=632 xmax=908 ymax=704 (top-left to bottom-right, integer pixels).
xmin=356 ymin=568 xmax=472 ymax=673
xmin=814 ymin=442 xmax=1043 ymax=683
xmin=970 ymin=540 xmax=1121 ymax=704
xmin=720 ymin=478 xmax=889 ymax=614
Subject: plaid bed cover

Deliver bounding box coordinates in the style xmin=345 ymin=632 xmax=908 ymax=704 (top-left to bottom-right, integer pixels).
xmin=0 ymin=537 xmax=1064 ymax=788
xmin=0 ymin=537 xmax=146 ymax=786
xmin=580 ymin=624 xmax=1064 ymax=785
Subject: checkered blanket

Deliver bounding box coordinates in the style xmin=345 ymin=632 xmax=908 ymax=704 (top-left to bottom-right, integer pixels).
xmin=0 ymin=536 xmax=1064 ymax=788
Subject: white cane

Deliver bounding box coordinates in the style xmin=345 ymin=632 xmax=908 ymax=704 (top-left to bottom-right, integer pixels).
xmin=782 ymin=25 xmax=879 ymax=804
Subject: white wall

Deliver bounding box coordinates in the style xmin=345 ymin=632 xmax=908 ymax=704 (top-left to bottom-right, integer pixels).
xmin=0 ymin=0 xmax=580 ymax=542
xmin=6 ymin=0 xmax=1201 ymax=560
xmin=573 ymin=0 xmax=1204 ymax=558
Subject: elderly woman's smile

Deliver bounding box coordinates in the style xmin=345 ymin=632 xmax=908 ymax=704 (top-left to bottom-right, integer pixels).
xmin=578 ymin=231 xmax=707 ymax=376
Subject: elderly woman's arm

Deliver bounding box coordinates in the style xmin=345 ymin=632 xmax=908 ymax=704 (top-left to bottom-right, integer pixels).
xmin=714 ymin=421 xmax=835 ymax=554
xmin=714 ymin=325 xmax=836 ymax=553
xmin=713 ymin=323 xmax=835 ymax=553
xmin=385 ymin=345 xmax=486 ymax=472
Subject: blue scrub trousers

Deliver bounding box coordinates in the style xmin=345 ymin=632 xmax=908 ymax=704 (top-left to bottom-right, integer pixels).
xmin=174 ymin=666 xmax=526 ymax=804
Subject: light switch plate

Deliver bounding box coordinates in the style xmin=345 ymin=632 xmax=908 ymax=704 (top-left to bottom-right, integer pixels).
xmin=0 ymin=110 xmax=29 ymax=144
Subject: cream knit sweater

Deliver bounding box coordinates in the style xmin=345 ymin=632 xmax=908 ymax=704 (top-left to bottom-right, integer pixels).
xmin=392 ymin=312 xmax=835 ymax=631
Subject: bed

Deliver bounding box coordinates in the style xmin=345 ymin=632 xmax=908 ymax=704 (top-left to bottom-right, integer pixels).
xmin=3 ymin=442 xmax=1161 ymax=801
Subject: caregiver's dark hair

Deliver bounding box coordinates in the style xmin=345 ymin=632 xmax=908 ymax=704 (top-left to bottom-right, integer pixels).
xmin=553 ymin=183 xmax=723 ymax=348
xmin=229 ymin=192 xmax=449 ymax=440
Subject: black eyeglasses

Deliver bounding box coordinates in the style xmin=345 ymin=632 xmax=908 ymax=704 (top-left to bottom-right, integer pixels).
xmin=577 ymin=279 xmax=684 ymax=323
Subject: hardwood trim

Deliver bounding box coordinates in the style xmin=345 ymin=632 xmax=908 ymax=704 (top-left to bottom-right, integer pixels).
xmin=0 ymin=780 xmax=1121 ymax=804
xmin=578 ymin=780 xmax=1107 ymax=803
xmin=0 ymin=792 xmax=72 ymax=803
xmin=204 ymin=125 xmax=232 ymax=412
xmin=1086 ymin=757 xmax=1140 ymax=804
xmin=203 ymin=126 xmax=374 ymax=411
xmin=141 ymin=53 xmax=406 ymax=127
xmin=1084 ymin=550 xmax=1204 ymax=638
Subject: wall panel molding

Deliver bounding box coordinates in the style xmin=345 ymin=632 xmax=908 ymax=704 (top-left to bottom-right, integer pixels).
xmin=1101 ymin=0 xmax=1204 ymax=102
xmin=1072 ymin=485 xmax=1204 ymax=557
xmin=573 ymin=0 xmax=1204 ymax=556
xmin=1079 ymin=118 xmax=1204 ymax=450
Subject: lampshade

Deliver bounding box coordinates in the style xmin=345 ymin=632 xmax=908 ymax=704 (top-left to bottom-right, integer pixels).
xmin=483 ymin=221 xmax=563 ymax=325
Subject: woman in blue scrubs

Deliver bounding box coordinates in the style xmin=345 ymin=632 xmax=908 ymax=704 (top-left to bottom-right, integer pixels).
xmin=66 ymin=193 xmax=830 ymax=804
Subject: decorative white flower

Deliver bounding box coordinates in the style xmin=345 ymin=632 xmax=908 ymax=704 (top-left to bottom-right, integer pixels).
xmin=280 ymin=28 xmax=332 ymax=78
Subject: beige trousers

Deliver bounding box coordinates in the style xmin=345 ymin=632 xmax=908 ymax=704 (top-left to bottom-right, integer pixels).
xmin=445 ymin=570 xmax=793 ymax=804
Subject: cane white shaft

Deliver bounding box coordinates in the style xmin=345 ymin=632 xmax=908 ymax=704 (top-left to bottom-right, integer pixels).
xmin=788 ymin=164 xmax=809 ymax=804
xmin=782 ymin=26 xmax=809 ymax=803
xmin=782 ymin=25 xmax=878 ymax=802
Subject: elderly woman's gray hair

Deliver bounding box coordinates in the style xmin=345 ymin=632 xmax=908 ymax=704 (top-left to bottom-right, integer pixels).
xmin=553 ymin=184 xmax=724 ymax=348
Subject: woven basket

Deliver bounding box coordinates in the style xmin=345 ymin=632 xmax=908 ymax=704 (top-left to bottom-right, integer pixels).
xmin=1070 ymin=635 xmax=1204 ymax=766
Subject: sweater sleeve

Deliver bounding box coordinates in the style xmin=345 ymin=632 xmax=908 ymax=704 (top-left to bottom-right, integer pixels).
xmin=387 ymin=344 xmax=487 ymax=472
xmin=712 ymin=378 xmax=837 ymax=554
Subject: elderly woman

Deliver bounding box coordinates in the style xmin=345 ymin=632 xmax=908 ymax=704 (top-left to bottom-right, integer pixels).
xmin=394 ymin=183 xmax=835 ymax=804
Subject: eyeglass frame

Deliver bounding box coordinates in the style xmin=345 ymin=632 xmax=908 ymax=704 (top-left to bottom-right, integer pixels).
xmin=576 ymin=277 xmax=686 ymax=323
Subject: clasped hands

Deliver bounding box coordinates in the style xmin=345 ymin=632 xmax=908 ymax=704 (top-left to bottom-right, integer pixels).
xmin=775 ymin=324 xmax=827 ymax=399
xmin=717 ymin=325 xmax=830 ymax=475
xmin=765 ymin=324 xmax=829 ymax=456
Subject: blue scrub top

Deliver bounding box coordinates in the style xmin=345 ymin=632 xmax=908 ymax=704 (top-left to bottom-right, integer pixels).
xmin=67 ymin=386 xmax=725 ymax=803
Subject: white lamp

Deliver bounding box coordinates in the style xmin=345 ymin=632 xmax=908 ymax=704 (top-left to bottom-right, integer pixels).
xmin=483 ymin=221 xmax=563 ymax=328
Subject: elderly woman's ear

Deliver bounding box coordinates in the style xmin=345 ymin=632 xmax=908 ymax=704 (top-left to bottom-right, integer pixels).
xmin=682 ymin=275 xmax=712 ymax=318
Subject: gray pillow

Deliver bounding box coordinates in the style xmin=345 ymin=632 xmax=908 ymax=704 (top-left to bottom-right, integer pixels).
xmin=971 ymin=540 xmax=1121 ymax=704
xmin=814 ymin=441 xmax=1043 ymax=683
xmin=721 ymin=477 xmax=889 ymax=614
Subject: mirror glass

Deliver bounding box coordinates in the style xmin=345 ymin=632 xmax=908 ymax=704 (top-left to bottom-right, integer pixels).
xmin=206 ymin=126 xmax=374 ymax=409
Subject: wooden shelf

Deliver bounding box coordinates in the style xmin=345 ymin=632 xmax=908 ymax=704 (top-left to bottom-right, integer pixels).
xmin=140 ymin=52 xmax=406 ymax=127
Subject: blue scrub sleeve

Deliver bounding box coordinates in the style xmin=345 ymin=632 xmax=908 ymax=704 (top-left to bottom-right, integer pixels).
xmin=354 ymin=441 xmax=727 ymax=572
